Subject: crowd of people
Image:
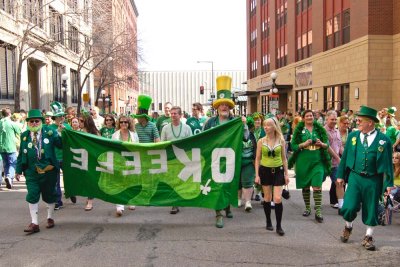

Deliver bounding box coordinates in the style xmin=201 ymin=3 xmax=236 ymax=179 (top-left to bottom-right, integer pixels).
xmin=0 ymin=76 xmax=398 ymax=251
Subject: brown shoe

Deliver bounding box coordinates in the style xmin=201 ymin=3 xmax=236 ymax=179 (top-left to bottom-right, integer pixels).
xmin=340 ymin=226 xmax=352 ymax=243
xmin=362 ymin=235 xmax=375 ymax=251
xmin=46 ymin=218 xmax=55 ymax=229
xmin=24 ymin=223 xmax=40 ymax=234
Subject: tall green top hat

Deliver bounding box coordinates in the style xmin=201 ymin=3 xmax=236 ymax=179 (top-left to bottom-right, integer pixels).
xmin=387 ymin=106 xmax=397 ymax=117
xmin=212 ymin=76 xmax=235 ymax=109
xmin=26 ymin=109 xmax=44 ymax=121
xmin=356 ymin=105 xmax=379 ymax=123
xmin=50 ymin=101 xmax=65 ymax=117
xmin=133 ymin=95 xmax=152 ymax=120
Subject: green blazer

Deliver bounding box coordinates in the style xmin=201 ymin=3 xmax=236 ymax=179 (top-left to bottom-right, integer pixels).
xmin=337 ymin=129 xmax=393 ymax=193
xmin=16 ymin=125 xmax=62 ymax=174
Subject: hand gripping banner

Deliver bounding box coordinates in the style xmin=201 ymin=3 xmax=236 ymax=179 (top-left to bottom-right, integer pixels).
xmin=62 ymin=118 xmax=243 ymax=210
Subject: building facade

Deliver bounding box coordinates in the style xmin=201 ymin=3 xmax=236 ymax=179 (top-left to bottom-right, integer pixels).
xmin=138 ymin=70 xmax=247 ymax=115
xmin=246 ymin=0 xmax=400 ymax=114
xmin=92 ymin=0 xmax=139 ymax=115
xmin=0 ymin=0 xmax=94 ymax=111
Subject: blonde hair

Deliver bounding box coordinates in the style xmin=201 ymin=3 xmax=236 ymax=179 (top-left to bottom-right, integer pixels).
xmin=264 ymin=117 xmax=285 ymax=142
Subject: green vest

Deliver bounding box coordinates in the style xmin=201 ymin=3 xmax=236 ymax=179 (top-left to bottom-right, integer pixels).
xmin=354 ymin=135 xmax=378 ymax=176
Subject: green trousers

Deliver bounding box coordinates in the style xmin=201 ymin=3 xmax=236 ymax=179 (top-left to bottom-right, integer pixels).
xmin=25 ymin=169 xmax=58 ymax=204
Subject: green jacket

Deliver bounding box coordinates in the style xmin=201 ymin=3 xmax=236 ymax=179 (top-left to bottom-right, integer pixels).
xmin=0 ymin=117 xmax=21 ymax=153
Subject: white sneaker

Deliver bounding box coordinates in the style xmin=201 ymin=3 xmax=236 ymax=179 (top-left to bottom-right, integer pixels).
xmin=238 ymin=199 xmax=242 ymax=207
xmin=245 ymin=201 xmax=252 ymax=212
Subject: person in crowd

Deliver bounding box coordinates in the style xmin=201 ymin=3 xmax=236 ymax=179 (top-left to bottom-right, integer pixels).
xmin=161 ymin=106 xmax=193 ymax=214
xmin=347 ymin=110 xmax=356 ymax=130
xmin=15 ymin=109 xmax=62 ymax=234
xmin=389 ymin=152 xmax=400 ymax=198
xmin=19 ymin=109 xmax=28 ymax=132
xmin=70 ymin=117 xmax=80 ymax=131
xmin=324 ymin=111 xmax=342 ymax=210
xmin=385 ymin=107 xmax=398 ymax=145
xmin=114 ymin=115 xmax=139 ymax=217
xmin=377 ymin=108 xmax=388 ymax=132
xmin=0 ymin=107 xmax=21 ymax=189
xmin=203 ymin=75 xmax=249 ymax=228
xmin=156 ymin=102 xmax=173 ymax=134
xmin=81 ymin=113 xmax=101 ymax=210
xmin=100 ymin=114 xmax=116 ymax=139
xmin=44 ymin=112 xmax=53 ymax=125
xmin=255 ymin=116 xmax=289 ymax=236
xmin=134 ymin=95 xmax=160 ymax=144
xmin=90 ymin=106 xmax=104 ymax=131
xmin=65 ymin=107 xmax=76 ymax=125
xmin=289 ymin=110 xmax=330 ymax=223
xmin=186 ymin=102 xmax=206 ymax=135
xmin=315 ymin=111 xmax=324 ymax=125
xmin=251 ymin=112 xmax=265 ymax=202
xmin=150 ymin=111 xmax=159 ymax=123
xmin=48 ymin=102 xmax=73 ymax=209
xmin=337 ymin=106 xmax=393 ymax=251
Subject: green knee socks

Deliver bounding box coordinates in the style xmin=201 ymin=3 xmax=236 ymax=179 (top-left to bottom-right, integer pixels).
xmin=302 ymin=188 xmax=311 ymax=212
xmin=313 ymin=190 xmax=322 ymax=217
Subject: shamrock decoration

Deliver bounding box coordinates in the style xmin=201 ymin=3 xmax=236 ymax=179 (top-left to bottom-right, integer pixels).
xmin=200 ymin=179 xmax=212 ymax=195
xmin=378 ymin=146 xmax=384 ymax=152
xmin=379 ymin=140 xmax=386 ymax=145
xmin=23 ymin=136 xmax=27 ymax=141
xmin=47 ymin=130 xmax=53 ymax=136
xmin=352 ymin=137 xmax=356 ymax=146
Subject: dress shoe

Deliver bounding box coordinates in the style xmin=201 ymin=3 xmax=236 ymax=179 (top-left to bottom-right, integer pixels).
xmin=116 ymin=210 xmax=123 ymax=217
xmin=340 ymin=226 xmax=352 ymax=243
xmin=302 ymin=210 xmax=311 ymax=217
xmin=5 ymin=177 xmax=12 ymax=189
xmin=70 ymin=196 xmax=77 ymax=204
xmin=215 ymin=215 xmax=224 ymax=228
xmin=266 ymin=224 xmax=274 ymax=231
xmin=170 ymin=207 xmax=179 ymax=214
xmin=46 ymin=218 xmax=55 ymax=229
xmin=362 ymin=235 xmax=375 ymax=251
xmin=24 ymin=223 xmax=40 ymax=234
xmin=315 ymin=214 xmax=324 ymax=223
xmin=276 ymin=227 xmax=285 ymax=236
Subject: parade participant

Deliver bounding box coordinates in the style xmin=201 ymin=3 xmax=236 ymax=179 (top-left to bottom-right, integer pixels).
xmin=255 ymin=117 xmax=289 ymax=235
xmin=65 ymin=107 xmax=76 ymax=125
xmin=15 ymin=109 xmax=62 ymax=234
xmin=70 ymin=117 xmax=80 ymax=131
xmin=337 ymin=106 xmax=393 ymax=251
xmin=337 ymin=115 xmax=350 ymax=210
xmin=252 ymin=112 xmax=266 ymax=202
xmin=100 ymin=114 xmax=116 ymax=139
xmin=186 ymin=102 xmax=207 ymax=135
xmin=161 ymin=106 xmax=193 ymax=214
xmin=0 ymin=107 xmax=21 ymax=189
xmin=377 ymin=108 xmax=388 ymax=132
xmin=90 ymin=106 xmax=104 ymax=131
xmin=385 ymin=107 xmax=398 ymax=145
xmin=203 ymin=75 xmax=249 ymax=228
xmin=289 ymin=110 xmax=330 ymax=223
xmin=134 ymin=95 xmax=160 ymax=143
xmin=156 ymin=102 xmax=172 ymax=134
xmin=114 ymin=115 xmax=139 ymax=216
xmin=44 ymin=112 xmax=53 ymax=125
xmin=324 ymin=110 xmax=342 ymax=209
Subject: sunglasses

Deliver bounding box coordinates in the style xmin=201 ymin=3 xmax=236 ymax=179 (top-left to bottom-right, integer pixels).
xmin=105 ymin=119 xmax=113 ymax=121
xmin=119 ymin=121 xmax=129 ymax=124
xmin=29 ymin=119 xmax=41 ymax=124
xmin=79 ymin=119 xmax=84 ymax=122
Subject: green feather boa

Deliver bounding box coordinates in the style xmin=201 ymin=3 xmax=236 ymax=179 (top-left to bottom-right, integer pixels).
xmin=288 ymin=121 xmax=331 ymax=176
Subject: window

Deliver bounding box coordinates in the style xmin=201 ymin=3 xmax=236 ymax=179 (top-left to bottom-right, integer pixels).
xmin=52 ymin=62 xmax=65 ymax=102
xmin=295 ymin=89 xmax=312 ymax=112
xmin=67 ymin=0 xmax=77 ymax=11
xmin=0 ymin=0 xmax=13 ymax=14
xmin=334 ymin=14 xmax=341 ymax=47
xmin=261 ymin=95 xmax=268 ymax=114
xmin=83 ymin=0 xmax=89 ymax=23
xmin=342 ymin=9 xmax=350 ymax=44
xmin=250 ymin=0 xmax=256 ymax=16
xmin=24 ymin=0 xmax=43 ymax=28
xmin=0 ymin=44 xmax=16 ymax=100
xmin=326 ymin=18 xmax=333 ymax=50
xmin=326 ymin=9 xmax=351 ymax=51
xmin=324 ymin=84 xmax=349 ymax=111
xmin=49 ymin=8 xmax=63 ymax=44
xmin=262 ymin=53 xmax=270 ymax=73
xmin=68 ymin=23 xmax=79 ymax=53
xmin=70 ymin=69 xmax=79 ymax=104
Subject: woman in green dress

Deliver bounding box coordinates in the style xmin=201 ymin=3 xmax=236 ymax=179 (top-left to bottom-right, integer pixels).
xmin=100 ymin=114 xmax=116 ymax=139
xmin=289 ymin=110 xmax=330 ymax=223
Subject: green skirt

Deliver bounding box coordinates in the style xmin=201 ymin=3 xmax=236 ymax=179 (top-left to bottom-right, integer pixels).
xmin=295 ymin=150 xmax=324 ymax=189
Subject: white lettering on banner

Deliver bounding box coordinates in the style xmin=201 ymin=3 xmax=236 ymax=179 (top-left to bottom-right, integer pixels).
xmin=211 ymin=148 xmax=235 ymax=183
xmin=70 ymin=148 xmax=88 ymax=171
xmin=148 ymin=150 xmax=167 ymax=174
xmin=172 ymin=145 xmax=201 ymax=182
xmin=96 ymin=152 xmax=114 ymax=174
xmin=121 ymin=151 xmax=141 ymax=175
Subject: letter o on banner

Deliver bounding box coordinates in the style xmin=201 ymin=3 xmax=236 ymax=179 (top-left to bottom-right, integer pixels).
xmin=211 ymin=148 xmax=235 ymax=183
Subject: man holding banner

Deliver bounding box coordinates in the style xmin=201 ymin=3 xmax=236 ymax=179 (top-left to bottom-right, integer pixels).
xmin=204 ymin=75 xmax=249 ymax=228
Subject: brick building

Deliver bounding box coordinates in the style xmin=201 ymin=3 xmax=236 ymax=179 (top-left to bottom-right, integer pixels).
xmin=245 ymin=0 xmax=400 ymax=114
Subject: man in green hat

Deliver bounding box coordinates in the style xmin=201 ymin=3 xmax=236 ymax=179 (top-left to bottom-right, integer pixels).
xmin=337 ymin=105 xmax=393 ymax=250
xmin=16 ymin=109 xmax=63 ymax=234
xmin=48 ymin=102 xmax=72 ymax=208
xmin=133 ymin=95 xmax=160 ymax=143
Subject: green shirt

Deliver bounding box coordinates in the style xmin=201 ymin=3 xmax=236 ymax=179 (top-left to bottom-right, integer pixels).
xmin=136 ymin=121 xmax=160 ymax=143
xmin=156 ymin=115 xmax=171 ymax=134
xmin=100 ymin=127 xmax=116 ymax=139
xmin=0 ymin=117 xmax=21 ymax=153
xmin=186 ymin=116 xmax=207 ymax=135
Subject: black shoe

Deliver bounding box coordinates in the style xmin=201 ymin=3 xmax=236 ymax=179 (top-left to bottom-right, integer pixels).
xmin=170 ymin=207 xmax=179 ymax=214
xmin=54 ymin=203 xmax=63 ymax=210
xmin=266 ymin=224 xmax=274 ymax=231
xmin=4 ymin=178 xmax=12 ymax=189
xmin=70 ymin=196 xmax=77 ymax=204
xmin=302 ymin=210 xmax=311 ymax=217
xmin=276 ymin=227 xmax=285 ymax=236
xmin=315 ymin=214 xmax=324 ymax=223
xmin=255 ymin=195 xmax=261 ymax=201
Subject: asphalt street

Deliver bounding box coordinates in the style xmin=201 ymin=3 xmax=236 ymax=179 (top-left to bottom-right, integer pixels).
xmin=0 ymin=171 xmax=399 ymax=267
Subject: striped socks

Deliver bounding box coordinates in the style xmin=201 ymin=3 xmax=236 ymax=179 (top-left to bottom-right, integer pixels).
xmin=302 ymin=188 xmax=311 ymax=212
xmin=313 ymin=190 xmax=322 ymax=217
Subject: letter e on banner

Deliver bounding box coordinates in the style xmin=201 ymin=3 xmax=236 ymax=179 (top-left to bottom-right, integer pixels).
xmin=211 ymin=148 xmax=235 ymax=183
xmin=70 ymin=148 xmax=88 ymax=171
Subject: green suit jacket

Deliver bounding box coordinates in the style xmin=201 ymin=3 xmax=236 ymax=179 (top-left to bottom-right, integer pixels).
xmin=337 ymin=129 xmax=393 ymax=193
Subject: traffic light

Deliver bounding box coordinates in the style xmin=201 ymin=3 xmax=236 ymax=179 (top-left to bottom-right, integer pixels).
xmin=200 ymin=85 xmax=204 ymax=95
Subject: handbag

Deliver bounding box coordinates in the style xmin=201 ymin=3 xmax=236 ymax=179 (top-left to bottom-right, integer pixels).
xmin=282 ymin=185 xmax=290 ymax=200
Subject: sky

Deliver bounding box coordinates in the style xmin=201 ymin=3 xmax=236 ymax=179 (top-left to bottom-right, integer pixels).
xmin=135 ymin=0 xmax=247 ymax=72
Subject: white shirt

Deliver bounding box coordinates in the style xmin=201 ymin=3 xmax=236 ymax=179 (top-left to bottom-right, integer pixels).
xmin=359 ymin=129 xmax=377 ymax=147
xmin=161 ymin=122 xmax=192 ymax=141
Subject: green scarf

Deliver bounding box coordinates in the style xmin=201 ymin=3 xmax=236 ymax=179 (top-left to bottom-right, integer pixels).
xmin=288 ymin=120 xmax=331 ymax=176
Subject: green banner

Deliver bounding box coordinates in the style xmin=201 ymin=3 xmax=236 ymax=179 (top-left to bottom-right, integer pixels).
xmin=63 ymin=118 xmax=243 ymax=210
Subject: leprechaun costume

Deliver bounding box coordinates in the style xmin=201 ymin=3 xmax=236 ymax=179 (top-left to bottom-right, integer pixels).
xmin=16 ymin=109 xmax=62 ymax=234
xmin=338 ymin=106 xmax=393 ymax=250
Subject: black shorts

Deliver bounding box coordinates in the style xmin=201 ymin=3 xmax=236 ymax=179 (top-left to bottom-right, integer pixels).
xmin=259 ymin=165 xmax=285 ymax=186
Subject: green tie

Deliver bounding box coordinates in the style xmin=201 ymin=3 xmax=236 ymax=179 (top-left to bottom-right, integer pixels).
xmin=363 ymin=133 xmax=368 ymax=149
xmin=33 ymin=132 xmax=38 ymax=146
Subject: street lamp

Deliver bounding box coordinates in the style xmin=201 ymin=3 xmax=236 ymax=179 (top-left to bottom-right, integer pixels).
xmin=101 ymin=89 xmax=106 ymax=114
xmin=107 ymin=94 xmax=112 ymax=113
xmin=61 ymin=73 xmax=68 ymax=105
xmin=271 ymin=71 xmax=278 ymax=94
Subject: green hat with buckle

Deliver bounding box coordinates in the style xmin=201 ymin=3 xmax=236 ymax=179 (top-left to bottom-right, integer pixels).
xmin=356 ymin=105 xmax=379 ymax=123
xmin=387 ymin=106 xmax=397 ymax=117
xmin=50 ymin=101 xmax=65 ymax=117
xmin=26 ymin=109 xmax=44 ymax=122
xmin=212 ymin=76 xmax=235 ymax=109
xmin=133 ymin=95 xmax=152 ymax=120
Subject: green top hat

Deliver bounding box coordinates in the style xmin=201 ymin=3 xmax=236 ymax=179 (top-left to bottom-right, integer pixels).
xmin=26 ymin=109 xmax=44 ymax=121
xmin=246 ymin=116 xmax=255 ymax=129
xmin=133 ymin=95 xmax=152 ymax=120
xmin=356 ymin=105 xmax=379 ymax=123
xmin=212 ymin=76 xmax=235 ymax=109
xmin=50 ymin=102 xmax=65 ymax=117
xmin=387 ymin=106 xmax=397 ymax=117
xmin=252 ymin=112 xmax=264 ymax=121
